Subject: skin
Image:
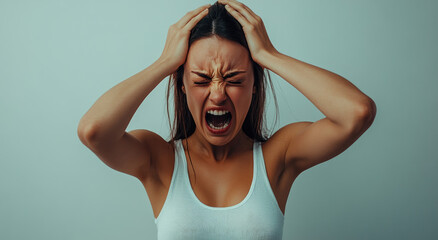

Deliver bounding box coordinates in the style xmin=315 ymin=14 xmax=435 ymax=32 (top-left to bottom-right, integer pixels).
xmin=78 ymin=0 xmax=376 ymax=219
xmin=182 ymin=36 xmax=255 ymax=161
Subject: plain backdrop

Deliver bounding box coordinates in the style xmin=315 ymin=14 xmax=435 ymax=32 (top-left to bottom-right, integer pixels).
xmin=1 ymin=0 xmax=437 ymax=239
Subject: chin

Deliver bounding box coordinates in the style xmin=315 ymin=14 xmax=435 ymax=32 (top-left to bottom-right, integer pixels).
xmin=204 ymin=135 xmax=235 ymax=146
xmin=203 ymin=124 xmax=246 ymax=147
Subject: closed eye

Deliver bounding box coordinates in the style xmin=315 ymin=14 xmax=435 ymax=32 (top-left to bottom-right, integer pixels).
xmin=194 ymin=80 xmax=210 ymax=85
xmin=227 ymin=80 xmax=242 ymax=84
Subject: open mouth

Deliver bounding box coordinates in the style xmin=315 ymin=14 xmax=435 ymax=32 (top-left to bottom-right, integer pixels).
xmin=205 ymin=109 xmax=232 ymax=132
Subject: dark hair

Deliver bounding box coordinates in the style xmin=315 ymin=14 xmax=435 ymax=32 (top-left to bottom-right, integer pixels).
xmin=166 ymin=2 xmax=278 ymax=181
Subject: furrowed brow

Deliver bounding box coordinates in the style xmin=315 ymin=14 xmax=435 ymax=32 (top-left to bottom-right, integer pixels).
xmin=191 ymin=71 xmax=211 ymax=79
xmin=223 ymin=71 xmax=246 ymax=79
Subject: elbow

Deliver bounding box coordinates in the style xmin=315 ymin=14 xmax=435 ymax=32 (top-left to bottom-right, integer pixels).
xmin=350 ymin=98 xmax=377 ymax=133
xmin=77 ymin=120 xmax=101 ymax=147
xmin=358 ymin=97 xmax=377 ymax=124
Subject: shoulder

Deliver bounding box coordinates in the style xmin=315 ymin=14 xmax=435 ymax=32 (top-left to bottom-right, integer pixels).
xmin=263 ymin=115 xmax=373 ymax=174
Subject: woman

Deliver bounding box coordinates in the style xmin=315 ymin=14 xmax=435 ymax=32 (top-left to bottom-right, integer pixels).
xmin=77 ymin=0 xmax=376 ymax=239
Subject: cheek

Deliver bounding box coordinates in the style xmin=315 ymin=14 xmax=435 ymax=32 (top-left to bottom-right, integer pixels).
xmin=227 ymin=87 xmax=253 ymax=113
xmin=185 ymin=88 xmax=208 ymax=115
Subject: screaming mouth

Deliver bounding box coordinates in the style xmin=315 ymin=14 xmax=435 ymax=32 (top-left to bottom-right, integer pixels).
xmin=206 ymin=110 xmax=232 ymax=130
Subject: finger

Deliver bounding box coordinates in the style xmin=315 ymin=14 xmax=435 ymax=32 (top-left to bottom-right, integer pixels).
xmin=221 ymin=0 xmax=259 ymax=24
xmin=176 ymin=4 xmax=210 ymax=28
xmin=231 ymin=0 xmax=260 ymax=20
xmin=183 ymin=7 xmax=209 ymax=31
xmin=224 ymin=4 xmax=251 ymax=27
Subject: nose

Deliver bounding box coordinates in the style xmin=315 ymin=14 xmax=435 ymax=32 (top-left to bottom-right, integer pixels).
xmin=209 ymin=79 xmax=227 ymax=105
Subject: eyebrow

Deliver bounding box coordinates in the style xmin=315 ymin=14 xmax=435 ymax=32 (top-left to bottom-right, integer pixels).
xmin=191 ymin=70 xmax=246 ymax=79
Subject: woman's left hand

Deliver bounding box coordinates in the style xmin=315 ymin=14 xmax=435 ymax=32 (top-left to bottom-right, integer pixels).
xmin=218 ymin=0 xmax=278 ymax=69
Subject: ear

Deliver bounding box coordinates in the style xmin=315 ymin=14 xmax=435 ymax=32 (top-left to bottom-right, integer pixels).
xmin=182 ymin=85 xmax=186 ymax=94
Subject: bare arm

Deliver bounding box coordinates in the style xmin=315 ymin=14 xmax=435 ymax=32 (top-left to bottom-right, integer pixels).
xmin=265 ymin=52 xmax=376 ymax=172
xmin=77 ymin=60 xmax=171 ymax=178
xmin=265 ymin=52 xmax=375 ymax=130
xmin=222 ymin=0 xmax=376 ymax=173
xmin=77 ymin=4 xmax=211 ymax=179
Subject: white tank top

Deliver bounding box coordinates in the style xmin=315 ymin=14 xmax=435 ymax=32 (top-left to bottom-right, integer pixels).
xmin=154 ymin=140 xmax=284 ymax=239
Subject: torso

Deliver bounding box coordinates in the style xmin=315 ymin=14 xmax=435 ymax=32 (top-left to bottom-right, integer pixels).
xmin=140 ymin=138 xmax=300 ymax=219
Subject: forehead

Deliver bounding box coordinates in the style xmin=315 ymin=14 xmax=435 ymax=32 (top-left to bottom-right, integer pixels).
xmin=185 ymin=36 xmax=251 ymax=73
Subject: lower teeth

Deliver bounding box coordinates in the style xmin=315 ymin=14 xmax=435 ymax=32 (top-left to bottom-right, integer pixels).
xmin=208 ymin=122 xmax=229 ymax=130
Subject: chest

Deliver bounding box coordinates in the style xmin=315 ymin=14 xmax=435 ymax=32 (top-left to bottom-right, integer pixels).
xmin=185 ymin=151 xmax=255 ymax=208
xmin=144 ymin=142 xmax=297 ymax=219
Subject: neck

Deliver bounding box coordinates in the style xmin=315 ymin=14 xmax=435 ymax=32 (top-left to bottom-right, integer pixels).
xmin=186 ymin=130 xmax=253 ymax=163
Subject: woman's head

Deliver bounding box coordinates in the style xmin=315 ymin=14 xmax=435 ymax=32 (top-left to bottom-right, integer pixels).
xmin=167 ymin=2 xmax=271 ymax=144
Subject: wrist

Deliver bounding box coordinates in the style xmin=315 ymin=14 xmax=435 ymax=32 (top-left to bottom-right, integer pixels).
xmin=256 ymin=49 xmax=282 ymax=70
xmin=152 ymin=57 xmax=179 ymax=77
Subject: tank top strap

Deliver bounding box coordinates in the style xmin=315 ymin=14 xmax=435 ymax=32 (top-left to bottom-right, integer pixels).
xmin=253 ymin=141 xmax=283 ymax=213
xmin=253 ymin=141 xmax=265 ymax=177
xmin=176 ymin=139 xmax=190 ymax=181
xmin=154 ymin=139 xmax=183 ymax=224
xmin=173 ymin=139 xmax=187 ymax=188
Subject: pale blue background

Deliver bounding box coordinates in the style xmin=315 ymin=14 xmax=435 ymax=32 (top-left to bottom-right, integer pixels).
xmin=1 ymin=0 xmax=437 ymax=239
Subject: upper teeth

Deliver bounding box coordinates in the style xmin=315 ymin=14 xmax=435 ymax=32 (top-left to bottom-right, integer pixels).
xmin=207 ymin=110 xmax=229 ymax=116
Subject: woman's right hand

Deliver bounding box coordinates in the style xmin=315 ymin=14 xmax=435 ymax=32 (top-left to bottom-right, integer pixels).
xmin=158 ymin=4 xmax=210 ymax=74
